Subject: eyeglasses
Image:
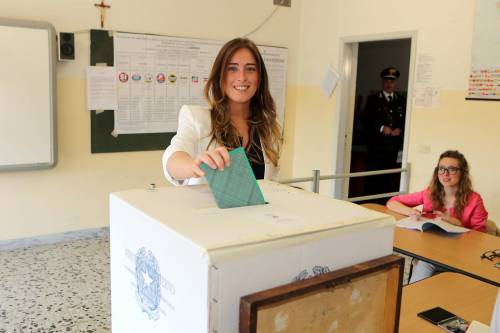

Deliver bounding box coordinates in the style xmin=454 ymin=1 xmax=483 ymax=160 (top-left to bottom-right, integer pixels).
xmin=437 ymin=166 xmax=461 ymax=175
xmin=480 ymin=249 xmax=500 ymax=261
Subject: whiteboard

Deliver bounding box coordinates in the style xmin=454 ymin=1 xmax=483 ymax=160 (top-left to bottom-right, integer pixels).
xmin=0 ymin=18 xmax=57 ymax=171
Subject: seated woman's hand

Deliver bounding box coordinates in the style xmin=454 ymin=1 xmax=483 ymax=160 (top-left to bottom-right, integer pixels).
xmin=433 ymin=211 xmax=462 ymax=226
xmin=408 ymin=209 xmax=422 ymax=221
xmin=191 ymin=147 xmax=231 ymax=178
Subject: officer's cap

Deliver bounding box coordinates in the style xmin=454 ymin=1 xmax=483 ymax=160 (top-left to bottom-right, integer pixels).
xmin=380 ymin=67 xmax=400 ymax=80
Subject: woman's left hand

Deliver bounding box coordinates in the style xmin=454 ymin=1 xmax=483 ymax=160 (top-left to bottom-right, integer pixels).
xmin=433 ymin=211 xmax=462 ymax=226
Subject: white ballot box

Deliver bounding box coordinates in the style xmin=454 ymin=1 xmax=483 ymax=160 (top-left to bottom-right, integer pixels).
xmin=110 ymin=181 xmax=395 ymax=333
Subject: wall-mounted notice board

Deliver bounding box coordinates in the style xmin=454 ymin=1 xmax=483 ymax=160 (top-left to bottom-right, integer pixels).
xmin=90 ymin=30 xmax=173 ymax=153
xmin=0 ymin=18 xmax=57 ymax=171
xmin=90 ymin=30 xmax=288 ymax=153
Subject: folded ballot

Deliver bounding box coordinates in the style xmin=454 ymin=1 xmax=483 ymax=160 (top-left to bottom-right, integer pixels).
xmin=397 ymin=217 xmax=469 ymax=234
xmin=200 ymin=147 xmax=266 ymax=209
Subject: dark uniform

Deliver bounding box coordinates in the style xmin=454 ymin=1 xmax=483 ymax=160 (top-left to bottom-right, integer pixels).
xmin=365 ymin=67 xmax=406 ymax=195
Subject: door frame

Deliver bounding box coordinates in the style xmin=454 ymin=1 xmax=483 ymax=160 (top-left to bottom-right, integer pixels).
xmin=332 ymin=31 xmax=418 ymax=199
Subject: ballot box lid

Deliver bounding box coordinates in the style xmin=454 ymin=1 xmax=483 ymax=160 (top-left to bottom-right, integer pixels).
xmin=110 ymin=181 xmax=394 ymax=253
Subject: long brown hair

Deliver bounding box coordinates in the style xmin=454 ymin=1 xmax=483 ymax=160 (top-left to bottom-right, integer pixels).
xmin=429 ymin=150 xmax=473 ymax=218
xmin=204 ymin=38 xmax=281 ymax=166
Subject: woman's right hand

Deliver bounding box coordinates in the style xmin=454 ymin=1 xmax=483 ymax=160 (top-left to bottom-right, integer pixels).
xmin=191 ymin=147 xmax=231 ymax=178
xmin=408 ymin=209 xmax=422 ymax=221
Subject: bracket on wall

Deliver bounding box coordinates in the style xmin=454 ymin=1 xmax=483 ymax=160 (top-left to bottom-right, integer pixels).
xmin=274 ymin=0 xmax=291 ymax=7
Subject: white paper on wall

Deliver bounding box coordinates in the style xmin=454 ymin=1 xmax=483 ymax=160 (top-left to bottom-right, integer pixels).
xmin=321 ymin=67 xmax=340 ymax=98
xmin=413 ymin=54 xmax=440 ymax=108
xmin=86 ymin=66 xmax=118 ymax=111
xmin=113 ymin=32 xmax=288 ymax=135
xmin=467 ymin=0 xmax=500 ymax=100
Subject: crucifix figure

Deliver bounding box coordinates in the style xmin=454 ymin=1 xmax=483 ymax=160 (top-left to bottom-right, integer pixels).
xmin=94 ymin=0 xmax=111 ymax=29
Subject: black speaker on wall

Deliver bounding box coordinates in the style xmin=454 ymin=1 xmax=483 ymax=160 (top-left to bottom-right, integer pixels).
xmin=58 ymin=32 xmax=75 ymax=61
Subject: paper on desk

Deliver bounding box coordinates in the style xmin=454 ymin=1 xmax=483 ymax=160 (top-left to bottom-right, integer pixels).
xmin=396 ymin=217 xmax=470 ymax=233
xmin=86 ymin=66 xmax=118 ymax=111
xmin=465 ymin=320 xmax=489 ymax=333
xmin=201 ymin=147 xmax=266 ymax=209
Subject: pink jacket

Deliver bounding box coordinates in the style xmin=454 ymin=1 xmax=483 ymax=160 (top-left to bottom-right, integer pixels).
xmin=387 ymin=188 xmax=488 ymax=232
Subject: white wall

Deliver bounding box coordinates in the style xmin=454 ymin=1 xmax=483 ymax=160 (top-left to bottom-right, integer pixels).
xmin=2 ymin=0 xmax=499 ymax=240
xmin=292 ymin=0 xmax=500 ymax=222
xmin=0 ymin=0 xmax=302 ymax=240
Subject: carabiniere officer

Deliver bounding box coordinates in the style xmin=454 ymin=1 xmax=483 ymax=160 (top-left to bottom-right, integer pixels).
xmin=365 ymin=66 xmax=406 ymax=191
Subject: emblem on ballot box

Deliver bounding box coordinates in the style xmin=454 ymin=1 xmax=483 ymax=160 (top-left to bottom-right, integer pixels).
xmin=292 ymin=265 xmax=331 ymax=282
xmin=135 ymin=247 xmax=162 ymax=321
xmin=124 ymin=247 xmax=177 ymax=321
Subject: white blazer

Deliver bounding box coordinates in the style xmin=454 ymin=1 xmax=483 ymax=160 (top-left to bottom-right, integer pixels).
xmin=162 ymin=105 xmax=279 ymax=185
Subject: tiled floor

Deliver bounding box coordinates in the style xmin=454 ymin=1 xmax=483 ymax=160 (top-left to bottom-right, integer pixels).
xmin=0 ymin=235 xmax=110 ymax=333
xmin=0 ymin=232 xmax=413 ymax=333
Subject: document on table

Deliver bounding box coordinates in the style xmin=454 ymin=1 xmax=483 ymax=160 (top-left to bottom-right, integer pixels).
xmin=201 ymin=147 xmax=266 ymax=209
xmin=396 ymin=217 xmax=469 ymax=234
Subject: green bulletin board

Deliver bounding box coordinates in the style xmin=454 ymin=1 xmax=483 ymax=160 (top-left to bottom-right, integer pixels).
xmin=89 ymin=29 xmax=173 ymax=153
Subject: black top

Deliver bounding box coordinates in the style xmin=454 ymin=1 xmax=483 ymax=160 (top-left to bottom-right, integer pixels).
xmin=365 ymin=90 xmax=406 ymax=151
xmin=239 ymin=132 xmax=265 ymax=180
xmin=365 ymin=91 xmax=406 ymax=133
xmin=247 ymin=136 xmax=265 ymax=180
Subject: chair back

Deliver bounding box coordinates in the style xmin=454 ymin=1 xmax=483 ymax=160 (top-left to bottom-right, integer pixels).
xmin=485 ymin=220 xmax=499 ymax=237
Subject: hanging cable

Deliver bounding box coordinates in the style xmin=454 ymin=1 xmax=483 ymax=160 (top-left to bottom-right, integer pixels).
xmin=243 ymin=1 xmax=285 ymax=37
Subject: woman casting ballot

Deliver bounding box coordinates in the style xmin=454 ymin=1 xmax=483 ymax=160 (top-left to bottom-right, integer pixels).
xmin=162 ymin=38 xmax=281 ymax=185
xmin=387 ymin=150 xmax=488 ymax=282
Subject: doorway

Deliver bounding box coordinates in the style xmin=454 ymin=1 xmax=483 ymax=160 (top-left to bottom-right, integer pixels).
xmin=334 ymin=33 xmax=416 ymax=202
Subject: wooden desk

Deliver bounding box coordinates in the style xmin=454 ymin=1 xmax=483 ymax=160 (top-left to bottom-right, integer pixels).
xmin=362 ymin=203 xmax=500 ymax=286
xmin=362 ymin=203 xmax=406 ymax=221
xmin=400 ymin=272 xmax=498 ymax=333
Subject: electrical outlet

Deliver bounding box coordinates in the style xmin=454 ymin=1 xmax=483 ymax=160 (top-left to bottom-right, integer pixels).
xmin=274 ymin=0 xmax=291 ymax=7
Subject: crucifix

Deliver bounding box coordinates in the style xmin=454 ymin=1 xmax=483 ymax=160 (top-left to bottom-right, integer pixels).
xmin=94 ymin=0 xmax=111 ymax=29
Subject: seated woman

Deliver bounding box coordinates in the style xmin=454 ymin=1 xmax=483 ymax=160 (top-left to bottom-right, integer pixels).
xmin=387 ymin=150 xmax=488 ymax=283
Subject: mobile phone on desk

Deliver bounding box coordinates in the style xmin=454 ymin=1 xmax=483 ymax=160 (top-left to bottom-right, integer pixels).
xmin=418 ymin=306 xmax=456 ymax=325
xmin=417 ymin=307 xmax=469 ymax=332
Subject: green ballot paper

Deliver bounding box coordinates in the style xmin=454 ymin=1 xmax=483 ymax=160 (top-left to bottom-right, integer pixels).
xmin=201 ymin=147 xmax=266 ymax=209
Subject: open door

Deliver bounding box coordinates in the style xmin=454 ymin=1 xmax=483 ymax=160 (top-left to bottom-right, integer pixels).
xmin=334 ymin=32 xmax=417 ymax=202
